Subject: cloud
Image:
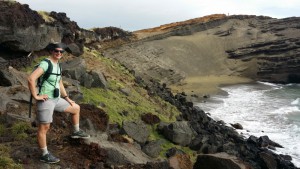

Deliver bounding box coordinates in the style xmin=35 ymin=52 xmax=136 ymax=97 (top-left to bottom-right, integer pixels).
xmin=17 ymin=0 xmax=300 ymax=30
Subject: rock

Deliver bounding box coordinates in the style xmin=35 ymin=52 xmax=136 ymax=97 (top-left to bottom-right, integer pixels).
xmin=122 ymin=120 xmax=150 ymax=144
xmin=0 ymin=67 xmax=28 ymax=87
xmin=230 ymin=123 xmax=243 ymax=130
xmin=193 ymin=153 xmax=251 ymax=169
xmin=169 ymin=154 xmax=193 ymax=169
xmin=161 ymin=121 xmax=194 ymax=146
xmin=119 ymin=87 xmax=131 ymax=96
xmin=165 ymin=147 xmax=185 ymax=158
xmin=79 ymin=104 xmax=109 ymax=131
xmin=141 ymin=113 xmax=160 ymax=125
xmin=259 ymin=152 xmax=278 ymax=169
xmin=189 ymin=135 xmax=204 ymax=151
xmin=61 ymin=57 xmax=86 ymax=80
xmin=142 ymin=140 xmax=164 ymax=158
xmin=66 ymin=43 xmax=82 ymax=56
xmin=83 ymin=70 xmax=108 ymax=88
xmin=85 ymin=134 xmax=152 ymax=165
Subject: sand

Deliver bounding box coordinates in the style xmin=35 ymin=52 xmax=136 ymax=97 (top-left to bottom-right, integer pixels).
xmin=170 ymin=75 xmax=253 ymax=98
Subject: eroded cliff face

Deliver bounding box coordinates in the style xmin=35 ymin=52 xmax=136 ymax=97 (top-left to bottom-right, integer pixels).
xmin=226 ymin=17 xmax=300 ymax=83
xmin=104 ymin=15 xmax=300 ymax=85
xmin=0 ymin=1 xmax=132 ymax=59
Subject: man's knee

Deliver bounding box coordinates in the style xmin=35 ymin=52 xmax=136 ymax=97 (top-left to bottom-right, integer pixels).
xmin=66 ymin=103 xmax=80 ymax=114
xmin=38 ymin=124 xmax=50 ymax=133
xmin=73 ymin=103 xmax=80 ymax=113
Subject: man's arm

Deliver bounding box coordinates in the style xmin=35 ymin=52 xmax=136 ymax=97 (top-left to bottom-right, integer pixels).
xmin=59 ymin=79 xmax=75 ymax=105
xmin=28 ymin=67 xmax=48 ymax=101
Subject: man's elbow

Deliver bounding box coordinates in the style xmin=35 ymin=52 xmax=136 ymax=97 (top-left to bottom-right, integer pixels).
xmin=27 ymin=76 xmax=34 ymax=84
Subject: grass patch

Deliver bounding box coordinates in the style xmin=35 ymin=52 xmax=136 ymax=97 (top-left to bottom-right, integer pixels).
xmin=11 ymin=121 xmax=31 ymax=140
xmin=0 ymin=145 xmax=22 ymax=169
xmin=148 ymin=125 xmax=197 ymax=162
xmin=81 ymin=80 xmax=180 ymax=124
xmin=37 ymin=11 xmax=55 ymax=23
xmin=80 ymin=49 xmax=180 ymax=124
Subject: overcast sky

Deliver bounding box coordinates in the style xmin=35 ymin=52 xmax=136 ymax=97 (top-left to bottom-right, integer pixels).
xmin=17 ymin=0 xmax=300 ymax=31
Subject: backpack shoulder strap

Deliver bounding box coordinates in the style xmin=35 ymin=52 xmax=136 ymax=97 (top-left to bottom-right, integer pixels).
xmin=42 ymin=59 xmax=53 ymax=80
xmin=38 ymin=59 xmax=53 ymax=93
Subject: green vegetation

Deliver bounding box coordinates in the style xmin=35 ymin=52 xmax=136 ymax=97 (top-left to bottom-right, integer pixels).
xmin=148 ymin=125 xmax=197 ymax=161
xmin=4 ymin=0 xmax=17 ymax=6
xmin=0 ymin=157 xmax=22 ymax=169
xmin=20 ymin=48 xmax=194 ymax=162
xmin=81 ymin=49 xmax=180 ymax=124
xmin=79 ymin=49 xmax=197 ymax=160
xmin=22 ymin=55 xmax=47 ymax=73
xmin=0 ymin=145 xmax=22 ymax=169
xmin=37 ymin=11 xmax=55 ymax=23
xmin=81 ymin=81 xmax=179 ymax=124
xmin=11 ymin=122 xmax=31 ymax=140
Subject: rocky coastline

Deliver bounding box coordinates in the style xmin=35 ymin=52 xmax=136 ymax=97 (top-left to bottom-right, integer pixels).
xmin=0 ymin=1 xmax=299 ymax=168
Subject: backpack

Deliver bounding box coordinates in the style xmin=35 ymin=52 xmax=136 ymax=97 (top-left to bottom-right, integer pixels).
xmin=28 ymin=59 xmax=62 ymax=118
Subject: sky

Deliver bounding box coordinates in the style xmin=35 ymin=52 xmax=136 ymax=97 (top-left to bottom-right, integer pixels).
xmin=17 ymin=0 xmax=300 ymax=31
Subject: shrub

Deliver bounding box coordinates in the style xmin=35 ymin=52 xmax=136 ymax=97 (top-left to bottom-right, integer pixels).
xmin=11 ymin=122 xmax=31 ymax=140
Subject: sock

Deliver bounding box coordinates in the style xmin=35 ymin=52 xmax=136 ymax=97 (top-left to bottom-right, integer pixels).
xmin=41 ymin=147 xmax=48 ymax=156
xmin=73 ymin=124 xmax=80 ymax=132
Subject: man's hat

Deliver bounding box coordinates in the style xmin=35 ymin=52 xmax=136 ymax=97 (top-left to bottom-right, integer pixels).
xmin=46 ymin=42 xmax=66 ymax=51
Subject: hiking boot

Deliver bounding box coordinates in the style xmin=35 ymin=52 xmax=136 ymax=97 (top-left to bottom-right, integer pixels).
xmin=71 ymin=130 xmax=90 ymax=139
xmin=40 ymin=152 xmax=60 ymax=164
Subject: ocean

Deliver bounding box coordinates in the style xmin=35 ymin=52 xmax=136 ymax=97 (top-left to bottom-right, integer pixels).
xmin=195 ymin=82 xmax=300 ymax=167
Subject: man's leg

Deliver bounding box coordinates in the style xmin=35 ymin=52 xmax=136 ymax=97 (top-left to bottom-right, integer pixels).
xmin=38 ymin=123 xmax=60 ymax=163
xmin=64 ymin=103 xmax=89 ymax=138
xmin=64 ymin=103 xmax=80 ymax=126
xmin=38 ymin=123 xmax=50 ymax=154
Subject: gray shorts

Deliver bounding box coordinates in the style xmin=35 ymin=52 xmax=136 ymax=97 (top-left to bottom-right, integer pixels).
xmin=37 ymin=98 xmax=70 ymax=123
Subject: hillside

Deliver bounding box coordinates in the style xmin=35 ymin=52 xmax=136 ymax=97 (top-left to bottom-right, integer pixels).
xmin=0 ymin=1 xmax=299 ymax=169
xmin=104 ymin=15 xmax=300 ymax=97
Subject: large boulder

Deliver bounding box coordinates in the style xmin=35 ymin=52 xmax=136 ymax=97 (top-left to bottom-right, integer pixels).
xmin=142 ymin=140 xmax=164 ymax=158
xmin=81 ymin=70 xmax=108 ymax=89
xmin=161 ymin=121 xmax=194 ymax=146
xmin=121 ymin=120 xmax=150 ymax=144
xmin=0 ymin=66 xmax=28 ymax=86
xmin=61 ymin=57 xmax=87 ymax=80
xmin=193 ymin=153 xmax=251 ymax=169
xmin=85 ymin=133 xmax=152 ymax=165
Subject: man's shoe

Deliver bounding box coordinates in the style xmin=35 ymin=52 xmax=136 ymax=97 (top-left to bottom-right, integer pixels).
xmin=40 ymin=152 xmax=60 ymax=164
xmin=71 ymin=130 xmax=90 ymax=139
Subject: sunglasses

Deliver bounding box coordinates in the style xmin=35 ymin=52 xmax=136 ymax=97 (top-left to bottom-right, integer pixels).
xmin=54 ymin=49 xmax=65 ymax=53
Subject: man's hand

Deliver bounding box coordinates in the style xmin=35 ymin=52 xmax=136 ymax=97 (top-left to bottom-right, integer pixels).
xmin=35 ymin=94 xmax=49 ymax=101
xmin=65 ymin=97 xmax=75 ymax=106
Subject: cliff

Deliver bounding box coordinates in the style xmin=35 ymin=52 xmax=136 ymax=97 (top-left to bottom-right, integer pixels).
xmin=104 ymin=14 xmax=300 ymax=96
xmin=0 ymin=1 xmax=299 ymax=169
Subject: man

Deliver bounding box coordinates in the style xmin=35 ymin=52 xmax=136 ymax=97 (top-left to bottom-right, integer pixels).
xmin=28 ymin=42 xmax=89 ymax=164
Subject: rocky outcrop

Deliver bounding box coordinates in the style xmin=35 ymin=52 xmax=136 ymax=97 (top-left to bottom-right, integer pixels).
xmin=142 ymin=80 xmax=298 ymax=169
xmin=0 ymin=1 xmax=132 ymax=62
xmin=61 ymin=58 xmax=108 ymax=88
xmin=193 ymin=153 xmax=251 ymax=169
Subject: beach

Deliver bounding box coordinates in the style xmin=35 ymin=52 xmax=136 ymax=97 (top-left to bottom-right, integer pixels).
xmin=170 ymin=75 xmax=254 ymax=97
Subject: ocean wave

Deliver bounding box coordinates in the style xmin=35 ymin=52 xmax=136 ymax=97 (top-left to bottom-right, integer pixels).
xmin=257 ymin=81 xmax=281 ymax=87
xmin=195 ymin=82 xmax=300 ymax=167
xmin=291 ymin=98 xmax=300 ymax=105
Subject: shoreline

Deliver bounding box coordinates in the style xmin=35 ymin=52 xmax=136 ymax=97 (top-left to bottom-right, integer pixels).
xmin=193 ymin=83 xmax=300 ymax=167
xmin=169 ymin=75 xmax=254 ymax=101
